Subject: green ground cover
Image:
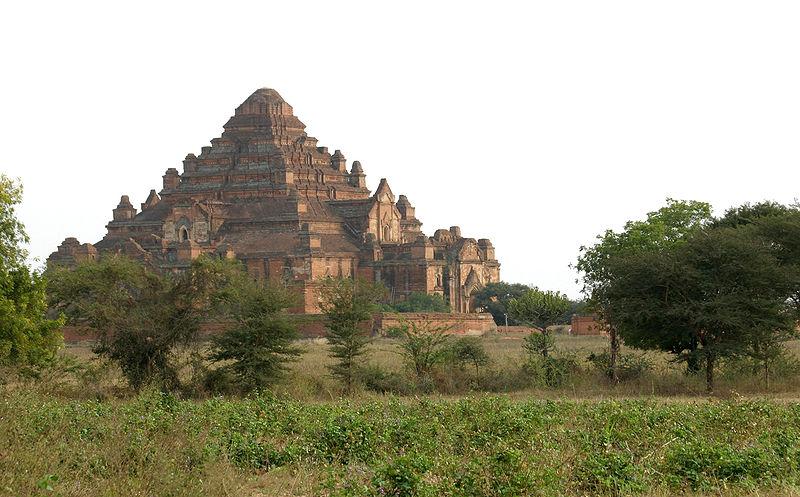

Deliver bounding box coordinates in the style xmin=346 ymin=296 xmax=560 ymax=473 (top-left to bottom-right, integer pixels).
xmin=3 ymin=390 xmax=800 ymax=496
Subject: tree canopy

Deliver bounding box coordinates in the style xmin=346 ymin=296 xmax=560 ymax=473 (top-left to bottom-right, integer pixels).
xmin=578 ymin=198 xmax=800 ymax=392
xmin=208 ymin=277 xmax=302 ymax=391
xmin=318 ymin=277 xmax=386 ymax=393
xmin=391 ymin=292 xmax=450 ymax=313
xmin=47 ymin=255 xmax=246 ymax=389
xmin=0 ymin=175 xmax=62 ymax=367
xmin=508 ymin=288 xmax=571 ymax=358
xmin=604 ymin=224 xmax=796 ymax=392
xmin=471 ymin=282 xmax=531 ymax=325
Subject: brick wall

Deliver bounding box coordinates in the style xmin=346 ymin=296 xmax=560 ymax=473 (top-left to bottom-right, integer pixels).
xmin=571 ymin=315 xmax=606 ymax=336
xmin=374 ymin=312 xmax=497 ymax=336
xmin=61 ymin=312 xmax=497 ymax=343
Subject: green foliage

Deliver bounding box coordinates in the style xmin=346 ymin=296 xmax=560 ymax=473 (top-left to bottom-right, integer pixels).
xmin=523 ymin=354 xmax=578 ymax=388
xmin=393 ymin=320 xmax=451 ymax=382
xmin=575 ymin=198 xmax=713 ymax=316
xmin=1 ymin=265 xmax=64 ymax=367
xmin=372 ymin=454 xmax=432 ymax=497
xmin=318 ymin=277 xmax=386 ymax=393
xmin=605 ymin=224 xmax=796 ymax=392
xmin=509 ymin=288 xmax=571 ymax=361
xmin=470 ymin=281 xmax=530 ymax=325
xmin=356 ymin=364 xmax=414 ymax=395
xmin=522 ymin=331 xmax=556 ymax=358
xmin=209 ymin=280 xmax=302 ymax=392
xmin=0 ymin=174 xmax=29 ymax=268
xmin=577 ymin=199 xmax=800 ymax=392
xmin=446 ymin=336 xmax=489 ymax=377
xmin=508 ymin=288 xmax=571 ymax=332
xmin=390 ymin=292 xmax=450 ymax=313
xmin=47 ymin=255 xmax=246 ymax=390
xmin=0 ymin=175 xmax=63 ymax=367
xmin=7 ymin=392 xmax=800 ymax=496
xmin=587 ymin=350 xmax=652 ymax=382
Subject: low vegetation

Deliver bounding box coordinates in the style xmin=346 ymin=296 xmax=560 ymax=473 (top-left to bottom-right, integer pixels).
xmin=5 ymin=388 xmax=800 ymax=497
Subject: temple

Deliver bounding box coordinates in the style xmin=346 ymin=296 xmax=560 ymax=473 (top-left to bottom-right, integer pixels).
xmin=49 ymin=89 xmax=500 ymax=313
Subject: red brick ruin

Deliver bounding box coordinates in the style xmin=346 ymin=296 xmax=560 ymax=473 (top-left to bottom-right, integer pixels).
xmin=50 ymin=88 xmax=501 ymax=315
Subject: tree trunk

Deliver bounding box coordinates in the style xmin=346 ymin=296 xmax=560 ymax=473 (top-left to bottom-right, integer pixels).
xmin=705 ymin=349 xmax=714 ymax=395
xmin=609 ymin=326 xmax=619 ymax=383
xmin=542 ymin=329 xmax=549 ymax=358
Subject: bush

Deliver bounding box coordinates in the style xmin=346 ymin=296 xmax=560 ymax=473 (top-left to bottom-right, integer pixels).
xmin=393 ymin=320 xmax=450 ymax=381
xmin=391 ymin=292 xmax=450 ymax=313
xmin=209 ymin=283 xmax=303 ymax=392
xmin=445 ymin=336 xmax=489 ymax=377
xmin=373 ymin=454 xmax=432 ymax=497
xmin=588 ymin=350 xmax=653 ymax=382
xmin=357 ymin=364 xmax=414 ymax=395
xmin=523 ymin=354 xmax=579 ymax=388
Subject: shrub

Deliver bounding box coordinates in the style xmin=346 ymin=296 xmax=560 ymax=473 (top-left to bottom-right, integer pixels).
xmin=47 ymin=255 xmax=249 ymax=390
xmin=209 ymin=283 xmax=303 ymax=392
xmin=522 ymin=331 xmax=556 ymax=358
xmin=372 ymin=454 xmax=432 ymax=497
xmin=523 ymin=354 xmax=579 ymax=388
xmin=446 ymin=336 xmax=489 ymax=378
xmin=318 ymin=278 xmax=386 ymax=394
xmin=588 ymin=350 xmax=652 ymax=382
xmin=574 ymin=451 xmax=644 ymax=494
xmin=357 ymin=364 xmax=413 ymax=395
xmin=393 ymin=320 xmax=451 ymax=382
xmin=391 ymin=292 xmax=450 ymax=313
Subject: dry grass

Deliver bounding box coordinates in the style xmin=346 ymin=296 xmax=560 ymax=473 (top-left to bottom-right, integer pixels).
xmin=57 ymin=332 xmax=800 ymax=402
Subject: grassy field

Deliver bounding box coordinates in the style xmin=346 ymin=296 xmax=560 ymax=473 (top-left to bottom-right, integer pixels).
xmin=60 ymin=332 xmax=800 ymax=401
xmin=3 ymin=391 xmax=800 ymax=496
xmin=4 ymin=333 xmax=800 ymax=496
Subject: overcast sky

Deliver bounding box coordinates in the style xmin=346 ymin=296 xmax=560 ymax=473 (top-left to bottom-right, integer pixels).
xmin=2 ymin=1 xmax=799 ymax=297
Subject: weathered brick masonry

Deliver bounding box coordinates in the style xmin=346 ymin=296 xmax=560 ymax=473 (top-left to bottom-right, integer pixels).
xmin=50 ymin=89 xmax=501 ymax=314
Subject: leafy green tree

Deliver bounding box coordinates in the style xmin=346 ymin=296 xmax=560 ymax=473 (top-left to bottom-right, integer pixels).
xmin=392 ymin=292 xmax=450 ymax=313
xmin=508 ymin=288 xmax=571 ymax=358
xmin=47 ymin=255 xmax=242 ymax=390
xmin=0 ymin=175 xmax=63 ymax=367
xmin=710 ymin=201 xmax=800 ymax=385
xmin=471 ymin=282 xmax=531 ymax=326
xmin=447 ymin=336 xmax=489 ymax=378
xmin=209 ymin=279 xmax=302 ymax=391
xmin=714 ymin=202 xmax=800 ymax=316
xmin=575 ymin=199 xmax=713 ymax=380
xmin=318 ymin=277 xmax=386 ymax=393
xmin=604 ymin=225 xmax=795 ymax=393
xmin=393 ymin=320 xmax=451 ymax=381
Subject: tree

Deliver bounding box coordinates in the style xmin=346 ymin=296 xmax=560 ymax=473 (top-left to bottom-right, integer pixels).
xmin=604 ymin=225 xmax=795 ymax=393
xmin=318 ymin=277 xmax=386 ymax=393
xmin=508 ymin=288 xmax=571 ymax=358
xmin=0 ymin=175 xmax=63 ymax=367
xmin=714 ymin=202 xmax=800 ymax=317
xmin=447 ymin=336 xmax=489 ymax=378
xmin=391 ymin=292 xmax=450 ymax=313
xmin=710 ymin=201 xmax=800 ymax=386
xmin=209 ymin=279 xmax=302 ymax=391
xmin=47 ymin=255 xmax=242 ymax=390
xmin=575 ymin=199 xmax=713 ymax=380
xmin=393 ymin=320 xmax=451 ymax=381
xmin=470 ymin=282 xmax=531 ymax=326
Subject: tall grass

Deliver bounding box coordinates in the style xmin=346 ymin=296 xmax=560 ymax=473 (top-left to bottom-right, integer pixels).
xmin=51 ymin=334 xmax=800 ymax=401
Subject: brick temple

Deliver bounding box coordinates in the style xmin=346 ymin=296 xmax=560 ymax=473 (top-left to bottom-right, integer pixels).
xmin=50 ymin=88 xmax=500 ymax=313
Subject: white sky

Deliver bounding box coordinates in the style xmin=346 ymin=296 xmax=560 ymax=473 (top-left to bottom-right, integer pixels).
xmin=1 ymin=1 xmax=799 ymax=298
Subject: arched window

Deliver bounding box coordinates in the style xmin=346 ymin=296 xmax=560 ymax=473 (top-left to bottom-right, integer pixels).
xmin=383 ymin=225 xmax=391 ymax=242
xmin=179 ymin=226 xmax=189 ymax=242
